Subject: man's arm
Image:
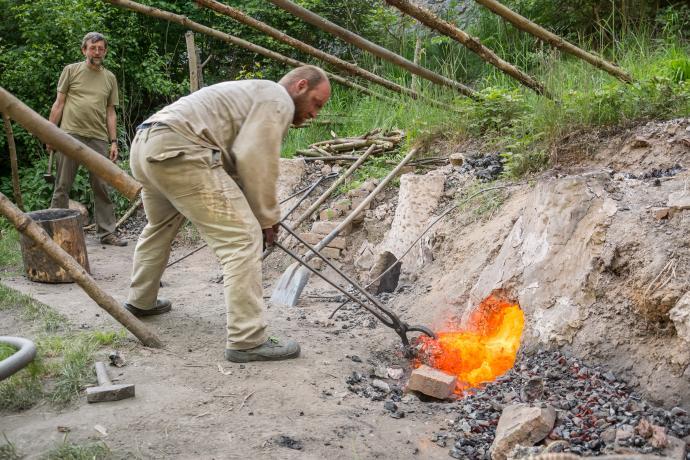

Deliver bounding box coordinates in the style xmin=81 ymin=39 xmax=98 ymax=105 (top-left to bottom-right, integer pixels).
xmin=232 ymin=99 xmax=293 ymax=232
xmin=106 ymin=104 xmax=118 ymax=162
xmin=46 ymin=92 xmax=66 ymax=151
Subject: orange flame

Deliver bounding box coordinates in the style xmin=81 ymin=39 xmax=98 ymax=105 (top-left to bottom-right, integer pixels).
xmin=417 ymin=295 xmax=525 ymax=392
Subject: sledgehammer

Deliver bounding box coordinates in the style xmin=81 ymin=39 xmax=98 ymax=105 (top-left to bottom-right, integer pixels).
xmin=86 ymin=361 xmax=135 ymax=403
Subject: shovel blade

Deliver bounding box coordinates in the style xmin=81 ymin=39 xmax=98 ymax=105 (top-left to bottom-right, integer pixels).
xmin=270 ymin=263 xmax=311 ymax=307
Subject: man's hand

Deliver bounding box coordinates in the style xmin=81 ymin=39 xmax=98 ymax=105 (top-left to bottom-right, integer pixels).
xmin=109 ymin=142 xmax=119 ymax=162
xmin=262 ymin=223 xmax=281 ymax=249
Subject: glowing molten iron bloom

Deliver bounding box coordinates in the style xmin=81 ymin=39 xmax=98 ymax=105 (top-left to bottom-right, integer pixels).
xmin=417 ymin=295 xmax=525 ymax=392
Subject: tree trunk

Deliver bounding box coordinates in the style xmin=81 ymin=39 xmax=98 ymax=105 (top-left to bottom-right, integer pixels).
xmin=105 ymin=0 xmax=395 ymax=104
xmin=19 ymin=209 xmax=90 ymax=283
xmin=2 ymin=112 xmax=24 ymax=210
xmin=473 ymin=0 xmax=633 ymax=83
xmin=0 ymin=193 xmax=162 ymax=348
xmin=0 ymin=87 xmax=142 ymax=200
xmin=412 ymin=35 xmax=423 ymax=92
xmin=185 ymin=31 xmax=201 ymax=92
xmin=385 ymin=0 xmax=549 ymax=97
xmin=266 ymin=0 xmax=477 ymax=99
xmin=197 ymin=0 xmax=423 ymax=100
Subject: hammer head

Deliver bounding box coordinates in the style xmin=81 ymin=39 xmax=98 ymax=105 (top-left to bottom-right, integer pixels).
xmin=86 ymin=383 xmax=135 ymax=403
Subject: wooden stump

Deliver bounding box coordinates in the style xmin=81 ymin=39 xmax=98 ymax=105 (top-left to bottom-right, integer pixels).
xmin=19 ymin=209 xmax=90 ymax=283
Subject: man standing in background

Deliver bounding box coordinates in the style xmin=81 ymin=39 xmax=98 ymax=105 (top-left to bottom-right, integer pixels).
xmin=48 ymin=32 xmax=126 ymax=246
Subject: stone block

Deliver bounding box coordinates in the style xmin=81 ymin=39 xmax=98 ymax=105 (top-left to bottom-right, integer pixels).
xmin=347 ymin=188 xmax=369 ymax=199
xmin=652 ymin=207 xmax=671 ymax=220
xmin=489 ymin=404 xmax=557 ymax=460
xmin=407 ymin=365 xmax=456 ymax=400
xmin=311 ymin=220 xmax=352 ymax=236
xmin=367 ymin=251 xmax=401 ymax=294
xmin=319 ymin=247 xmax=341 ymax=259
xmin=663 ymin=435 xmax=687 ymax=460
xmin=449 ymin=152 xmax=464 ymax=166
xmin=668 ymin=191 xmax=690 ymax=210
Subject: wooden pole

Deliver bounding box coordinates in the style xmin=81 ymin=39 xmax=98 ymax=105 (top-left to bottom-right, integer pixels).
xmin=103 ymin=0 xmax=395 ymax=104
xmin=473 ymin=0 xmax=633 ymax=83
xmin=385 ymin=0 xmax=549 ymax=97
xmin=412 ymin=36 xmax=423 ymax=93
xmin=113 ymin=196 xmax=142 ymax=231
xmin=0 ymin=193 xmax=162 ymax=348
xmin=0 ymin=87 xmax=141 ymax=200
xmin=266 ymin=0 xmax=478 ymax=99
xmin=196 ymin=0 xmax=446 ymax=100
xmin=2 ymin=112 xmax=24 ymax=211
xmin=185 ymin=31 xmax=201 ymax=92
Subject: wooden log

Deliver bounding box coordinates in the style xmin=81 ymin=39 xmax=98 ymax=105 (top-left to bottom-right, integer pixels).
xmin=196 ymin=0 xmax=422 ymax=99
xmin=473 ymin=0 xmax=633 ymax=83
xmin=2 ymin=112 xmax=24 ymax=210
xmin=104 ymin=0 xmax=396 ymax=104
xmin=0 ymin=193 xmax=162 ymax=348
xmin=185 ymin=31 xmax=201 ymax=92
xmin=385 ymin=0 xmax=549 ymax=97
xmin=300 ymin=155 xmax=360 ymax=161
xmin=0 ymin=87 xmax=141 ymax=200
xmin=267 ymin=0 xmax=478 ymax=99
xmin=18 ymin=209 xmax=90 ymax=283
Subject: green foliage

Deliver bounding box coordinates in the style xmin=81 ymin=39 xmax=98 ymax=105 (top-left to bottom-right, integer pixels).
xmin=0 ymin=434 xmax=21 ymax=460
xmin=0 ymin=227 xmax=21 ymax=271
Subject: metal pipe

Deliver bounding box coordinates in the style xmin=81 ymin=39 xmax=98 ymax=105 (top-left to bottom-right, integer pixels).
xmin=0 ymin=336 xmax=37 ymax=380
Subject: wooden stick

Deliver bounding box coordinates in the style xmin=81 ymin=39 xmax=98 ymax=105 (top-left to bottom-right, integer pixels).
xmin=196 ymin=0 xmax=422 ymax=99
xmin=0 ymin=87 xmax=141 ymax=200
xmin=474 ymin=0 xmax=633 ymax=83
xmin=104 ymin=0 xmax=396 ymax=104
xmin=290 ymin=144 xmax=379 ymax=228
xmin=114 ymin=196 xmax=142 ymax=231
xmin=0 ymin=193 xmax=162 ymax=348
xmin=300 ymin=156 xmax=360 ymax=161
xmin=2 ymin=112 xmax=24 ymax=210
xmin=385 ymin=0 xmax=549 ymax=97
xmin=267 ymin=0 xmax=477 ymax=99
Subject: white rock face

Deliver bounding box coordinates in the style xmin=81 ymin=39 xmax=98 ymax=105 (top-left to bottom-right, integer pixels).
xmin=668 ymin=190 xmax=690 ymax=210
xmin=468 ymin=174 xmax=612 ymax=346
xmin=377 ymin=172 xmax=445 ymax=272
xmin=670 ymin=292 xmax=690 ymax=343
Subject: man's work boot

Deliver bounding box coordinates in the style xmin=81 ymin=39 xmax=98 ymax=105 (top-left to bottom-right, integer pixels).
xmin=225 ymin=337 xmax=300 ymax=363
xmin=123 ymin=298 xmax=172 ymax=317
xmin=101 ymin=233 xmax=128 ymax=246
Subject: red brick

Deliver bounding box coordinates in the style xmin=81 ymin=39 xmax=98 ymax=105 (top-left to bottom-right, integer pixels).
xmin=407 ymin=365 xmax=457 ymax=400
xmin=311 ymin=220 xmax=352 ymax=236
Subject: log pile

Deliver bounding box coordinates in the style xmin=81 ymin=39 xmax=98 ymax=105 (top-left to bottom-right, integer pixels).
xmin=295 ymin=129 xmax=404 ymax=161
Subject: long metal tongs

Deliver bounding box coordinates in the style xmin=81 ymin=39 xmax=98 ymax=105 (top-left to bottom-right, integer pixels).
xmin=274 ymin=223 xmax=435 ymax=356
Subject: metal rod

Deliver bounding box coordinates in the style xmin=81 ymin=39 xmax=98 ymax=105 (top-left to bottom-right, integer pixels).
xmin=0 ymin=336 xmax=37 ymax=380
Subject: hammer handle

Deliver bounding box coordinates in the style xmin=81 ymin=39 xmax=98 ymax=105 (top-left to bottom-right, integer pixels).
xmin=94 ymin=361 xmax=112 ymax=386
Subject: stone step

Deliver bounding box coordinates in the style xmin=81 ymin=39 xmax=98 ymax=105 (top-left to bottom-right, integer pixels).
xmin=311 ymin=220 xmax=352 ymax=236
xmin=299 ymin=232 xmax=347 ymax=250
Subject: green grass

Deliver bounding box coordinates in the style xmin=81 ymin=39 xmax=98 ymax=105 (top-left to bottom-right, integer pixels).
xmin=42 ymin=439 xmax=111 ymax=460
xmin=0 ymin=285 xmax=128 ymax=411
xmin=0 ymin=227 xmax=22 ymax=274
xmin=282 ymin=27 xmax=688 ymax=181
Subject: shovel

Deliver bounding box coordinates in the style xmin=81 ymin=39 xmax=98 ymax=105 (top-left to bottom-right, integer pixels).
xmin=43 ymin=149 xmax=55 ymax=183
xmin=271 ymin=147 xmax=418 ymax=307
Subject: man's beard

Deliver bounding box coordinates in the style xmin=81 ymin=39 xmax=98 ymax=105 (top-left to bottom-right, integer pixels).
xmin=88 ymin=57 xmax=103 ymax=66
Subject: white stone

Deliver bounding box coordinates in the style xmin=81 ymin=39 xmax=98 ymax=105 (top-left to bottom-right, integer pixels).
xmin=668 ymin=191 xmax=690 ymax=210
xmin=670 ymin=292 xmax=690 ymax=343
xmin=489 ymin=404 xmax=556 ymax=460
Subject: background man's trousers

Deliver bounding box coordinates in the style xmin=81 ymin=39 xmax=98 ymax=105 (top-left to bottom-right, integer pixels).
xmin=126 ymin=125 xmax=268 ymax=350
xmin=50 ymin=134 xmax=117 ymax=239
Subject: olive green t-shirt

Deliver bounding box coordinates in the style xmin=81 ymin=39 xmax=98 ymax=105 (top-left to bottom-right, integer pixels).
xmin=57 ymin=61 xmax=118 ymax=141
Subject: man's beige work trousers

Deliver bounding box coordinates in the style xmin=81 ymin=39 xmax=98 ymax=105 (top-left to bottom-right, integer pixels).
xmin=50 ymin=134 xmax=117 ymax=238
xmin=127 ymin=125 xmax=268 ymax=350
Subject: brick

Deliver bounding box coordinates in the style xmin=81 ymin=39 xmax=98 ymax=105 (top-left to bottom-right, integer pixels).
xmin=333 ymin=199 xmax=352 ymax=214
xmin=347 ymin=188 xmax=369 ymax=199
xmin=311 ymin=220 xmax=352 ymax=236
xmin=319 ymin=247 xmax=341 ymax=259
xmin=319 ymin=208 xmax=340 ymax=221
xmin=300 ymin=232 xmax=347 ymax=249
xmin=350 ymin=196 xmax=370 ymax=210
xmin=490 ymin=404 xmax=556 ymax=460
xmin=449 ymin=152 xmax=464 ymax=166
xmin=407 ymin=365 xmax=456 ymax=400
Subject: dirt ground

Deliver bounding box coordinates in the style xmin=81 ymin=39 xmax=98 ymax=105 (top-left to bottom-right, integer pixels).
xmin=2 ymin=236 xmax=453 ymax=459
xmin=2 ymin=117 xmax=689 ymax=458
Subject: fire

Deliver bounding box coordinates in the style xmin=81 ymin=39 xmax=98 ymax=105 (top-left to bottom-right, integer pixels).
xmin=417 ymin=295 xmax=525 ymax=392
